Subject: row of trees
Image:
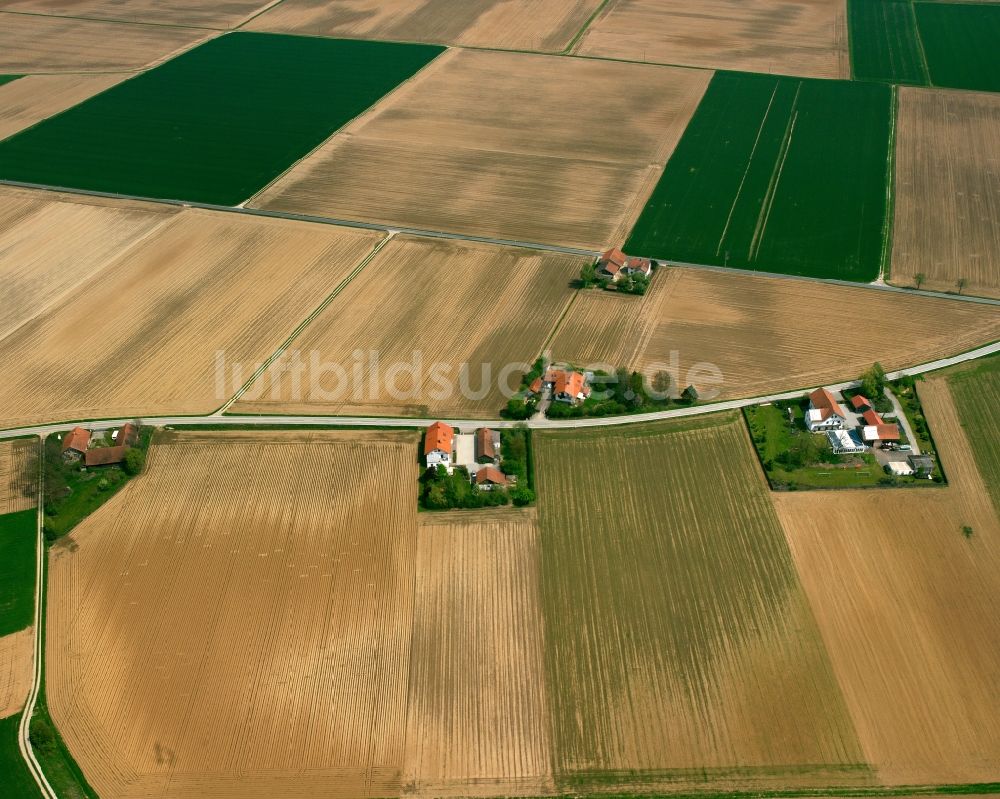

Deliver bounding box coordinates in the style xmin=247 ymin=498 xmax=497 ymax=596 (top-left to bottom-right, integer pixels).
xmin=912 ymin=272 xmax=969 ymax=294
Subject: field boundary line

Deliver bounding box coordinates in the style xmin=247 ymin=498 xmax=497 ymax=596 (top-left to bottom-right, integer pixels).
xmin=878 ymin=85 xmax=899 ymax=283
xmin=909 ymin=1 xmax=932 ymax=86
xmin=563 ymin=0 xmax=615 ymax=54
xmin=749 ymin=87 xmax=801 ymax=262
xmin=17 ymin=437 xmax=57 ymax=799
xmin=233 ymin=0 xmax=287 ymax=30
xmin=2 ymin=342 xmax=996 ymax=438
xmin=0 ymin=8 xmax=222 ymax=31
xmin=213 ymin=233 xmax=395 ymax=414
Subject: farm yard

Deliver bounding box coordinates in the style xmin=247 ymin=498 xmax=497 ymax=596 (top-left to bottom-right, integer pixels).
xmin=773 ymin=374 xmax=1000 ymax=784
xmin=0 ymin=186 xmax=178 ymax=339
xmin=0 ymin=11 xmax=209 ymax=72
xmin=0 ymin=0 xmax=277 ymax=28
xmin=549 ymin=267 xmax=1000 ymax=401
xmin=534 ymin=416 xmax=869 ymax=793
xmin=251 ymin=49 xmax=711 ymax=250
xmin=0 ymin=206 xmax=383 ymax=429
xmin=0 ymin=439 xmax=37 ymax=515
xmin=405 ymin=509 xmax=552 ymax=797
xmin=232 ymin=236 xmax=585 ymax=418
xmin=625 ymin=72 xmax=892 ymax=281
xmin=245 ymin=0 xmax=603 ymax=52
xmin=891 ymin=88 xmax=1000 ymax=298
xmin=46 ymin=429 xmax=420 ymax=799
xmin=575 ymin=0 xmax=850 ymax=79
xmin=0 ymin=32 xmax=444 ymax=204
xmin=0 ymin=73 xmax=128 ymax=141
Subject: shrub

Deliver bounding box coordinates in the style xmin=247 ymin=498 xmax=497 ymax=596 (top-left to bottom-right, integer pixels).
xmin=123 ymin=447 xmax=146 ymax=476
xmin=511 ymin=486 xmax=535 ymax=506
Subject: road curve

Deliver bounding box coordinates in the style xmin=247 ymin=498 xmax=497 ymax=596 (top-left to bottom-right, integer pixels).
xmin=3 ymin=342 xmax=996 ymax=441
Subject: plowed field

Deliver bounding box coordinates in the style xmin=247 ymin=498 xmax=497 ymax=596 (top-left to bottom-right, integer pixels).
xmin=0 ymin=627 xmax=33 ymax=719
xmin=0 ymin=439 xmax=37 ymax=514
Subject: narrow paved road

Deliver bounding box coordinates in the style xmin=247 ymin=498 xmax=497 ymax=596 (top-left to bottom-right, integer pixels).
xmin=883 ymin=386 xmax=921 ymax=454
xmin=3 ymin=342 xmax=995 ymax=440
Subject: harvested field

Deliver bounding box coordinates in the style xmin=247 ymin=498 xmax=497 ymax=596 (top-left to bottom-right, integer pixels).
xmin=0 ymin=439 xmax=37 ymax=515
xmin=252 ymin=49 xmax=711 ymax=250
xmin=0 ymin=0 xmax=275 ymax=28
xmin=0 ymin=627 xmax=33 ymax=719
xmin=576 ymin=0 xmax=849 ymax=79
xmin=946 ymin=356 xmax=1000 ymax=515
xmin=405 ymin=509 xmax=553 ymax=797
xmin=0 ymin=12 xmax=209 ymax=72
xmin=0 ymin=72 xmax=127 ymax=141
xmin=0 ymin=186 xmax=177 ymax=339
xmin=0 ymin=33 xmax=443 ymax=205
xmin=233 ymin=236 xmax=585 ymax=418
xmin=0 ymin=209 xmax=383 ymax=429
xmin=625 ymin=72 xmax=892 ymax=281
xmin=549 ymin=267 xmax=1000 ymax=400
xmin=774 ymin=377 xmax=1000 ymax=784
xmin=245 ymin=0 xmax=602 ymax=52
xmin=891 ymin=88 xmax=1000 ymax=298
xmin=47 ymin=429 xmax=419 ymax=799
xmin=535 ymin=415 xmax=868 ymax=792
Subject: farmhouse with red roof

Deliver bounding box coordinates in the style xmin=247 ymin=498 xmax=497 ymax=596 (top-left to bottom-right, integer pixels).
xmin=61 ymin=426 xmax=91 ymax=461
xmin=596 ymin=247 xmax=652 ymax=282
xmin=805 ymin=388 xmax=847 ymax=432
xmin=424 ymin=421 xmax=454 ymax=470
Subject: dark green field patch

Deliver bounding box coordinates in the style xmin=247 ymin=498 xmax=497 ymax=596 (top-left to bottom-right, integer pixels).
xmin=0 ymin=714 xmax=41 ymax=799
xmin=915 ymin=2 xmax=1000 ymax=93
xmin=848 ymin=0 xmax=929 ymax=84
xmin=625 ymin=72 xmax=892 ymax=282
xmin=0 ymin=75 xmax=24 ymax=87
xmin=0 ymin=509 xmax=36 ymax=637
xmin=0 ymin=33 xmax=443 ymax=205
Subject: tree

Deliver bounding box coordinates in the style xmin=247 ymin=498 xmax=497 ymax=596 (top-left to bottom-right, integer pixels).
xmin=956 ymin=276 xmax=967 ymax=295
xmin=914 ymin=272 xmax=926 ymax=289
xmin=860 ymin=362 xmax=886 ymax=398
xmin=580 ymin=261 xmax=597 ymax=287
xmin=504 ymin=397 xmax=533 ymax=420
xmin=510 ymin=486 xmax=535 ymax=507
xmin=651 ymin=370 xmax=673 ymax=399
xmin=123 ymin=447 xmax=146 ymax=476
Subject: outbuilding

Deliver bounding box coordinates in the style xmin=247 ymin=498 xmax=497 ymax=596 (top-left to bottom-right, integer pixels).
xmin=61 ymin=427 xmax=91 ymax=461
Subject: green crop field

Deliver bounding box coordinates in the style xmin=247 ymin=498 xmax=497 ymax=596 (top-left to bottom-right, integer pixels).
xmin=534 ymin=415 xmax=868 ymax=792
xmin=625 ymin=72 xmax=892 ymax=282
xmin=0 ymin=509 xmax=36 ymax=637
xmin=0 ymin=75 xmax=23 ymax=87
xmin=0 ymin=714 xmax=41 ymax=798
xmin=915 ymin=2 xmax=1000 ymax=93
xmin=848 ymin=0 xmax=928 ymax=84
xmin=0 ymin=32 xmax=442 ymax=205
xmin=947 ymin=356 xmax=1000 ymax=515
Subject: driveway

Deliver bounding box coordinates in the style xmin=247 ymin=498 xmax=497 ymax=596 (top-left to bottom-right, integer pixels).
xmin=882 ymin=387 xmax=921 ymax=455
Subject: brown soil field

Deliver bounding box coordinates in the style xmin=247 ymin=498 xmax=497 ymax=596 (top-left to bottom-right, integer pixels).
xmin=0 ymin=626 xmax=33 ymax=719
xmin=0 ymin=439 xmax=38 ymax=514
xmin=574 ymin=0 xmax=849 ymax=79
xmin=405 ymin=508 xmax=553 ymax=797
xmin=251 ymin=49 xmax=712 ymax=250
xmin=774 ymin=378 xmax=1000 ymax=785
xmin=245 ymin=0 xmax=602 ymax=51
xmin=0 ymin=73 xmax=127 ymax=140
xmin=233 ymin=235 xmax=584 ymax=418
xmin=0 ymin=208 xmax=382 ymax=429
xmin=891 ymin=88 xmax=1000 ymax=299
xmin=0 ymin=12 xmax=211 ymax=72
xmin=0 ymin=0 xmax=273 ymax=28
xmin=0 ymin=186 xmax=177 ymax=340
xmin=536 ymin=415 xmax=870 ymax=792
xmin=549 ymin=267 xmax=1000 ymax=400
xmin=46 ymin=429 xmax=419 ymax=799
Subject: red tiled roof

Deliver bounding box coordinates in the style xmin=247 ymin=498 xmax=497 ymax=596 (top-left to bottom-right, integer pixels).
xmin=424 ymin=421 xmax=454 ymax=456
xmin=529 ymin=377 xmax=543 ymax=394
xmin=624 ymin=256 xmax=651 ymax=273
xmin=84 ymin=446 xmax=126 ymax=467
xmin=61 ymin=426 xmax=90 ymax=454
xmin=475 ymin=466 xmax=508 ymax=486
xmin=808 ymin=388 xmax=845 ymax=421
xmin=850 ymin=395 xmax=871 ymax=410
xmin=554 ymin=370 xmax=587 ymax=399
xmin=475 ymin=428 xmax=497 ymax=461
xmin=600 ymin=247 xmax=627 ymax=269
xmin=862 ymin=409 xmax=884 ymax=426
xmin=115 ymin=422 xmax=138 ymax=447
xmin=876 ymin=424 xmax=900 ymax=441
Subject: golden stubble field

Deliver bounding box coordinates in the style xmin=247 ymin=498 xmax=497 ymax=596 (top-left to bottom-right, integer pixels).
xmin=773 ymin=377 xmax=1000 ymax=785
xmin=574 ymin=0 xmax=849 ymax=78
xmin=0 ymin=187 xmax=178 ymax=340
xmin=406 ymin=509 xmax=552 ymax=797
xmin=233 ymin=235 xmax=585 ymax=418
xmin=0 ymin=12 xmax=212 ymax=72
xmin=0 ymin=439 xmax=37 ymax=515
xmin=0 ymin=626 xmax=33 ymax=719
xmin=535 ymin=415 xmax=869 ymax=792
xmin=0 ymin=206 xmax=383 ymax=429
xmin=251 ymin=49 xmax=712 ymax=250
xmin=892 ymin=88 xmax=1000 ymax=298
xmin=550 ymin=267 xmax=1000 ymax=399
xmin=0 ymin=0 xmax=274 ymax=27
xmin=47 ymin=429 xmax=420 ymax=799
xmin=0 ymin=73 xmax=128 ymax=141
xmin=245 ymin=0 xmax=602 ymax=51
